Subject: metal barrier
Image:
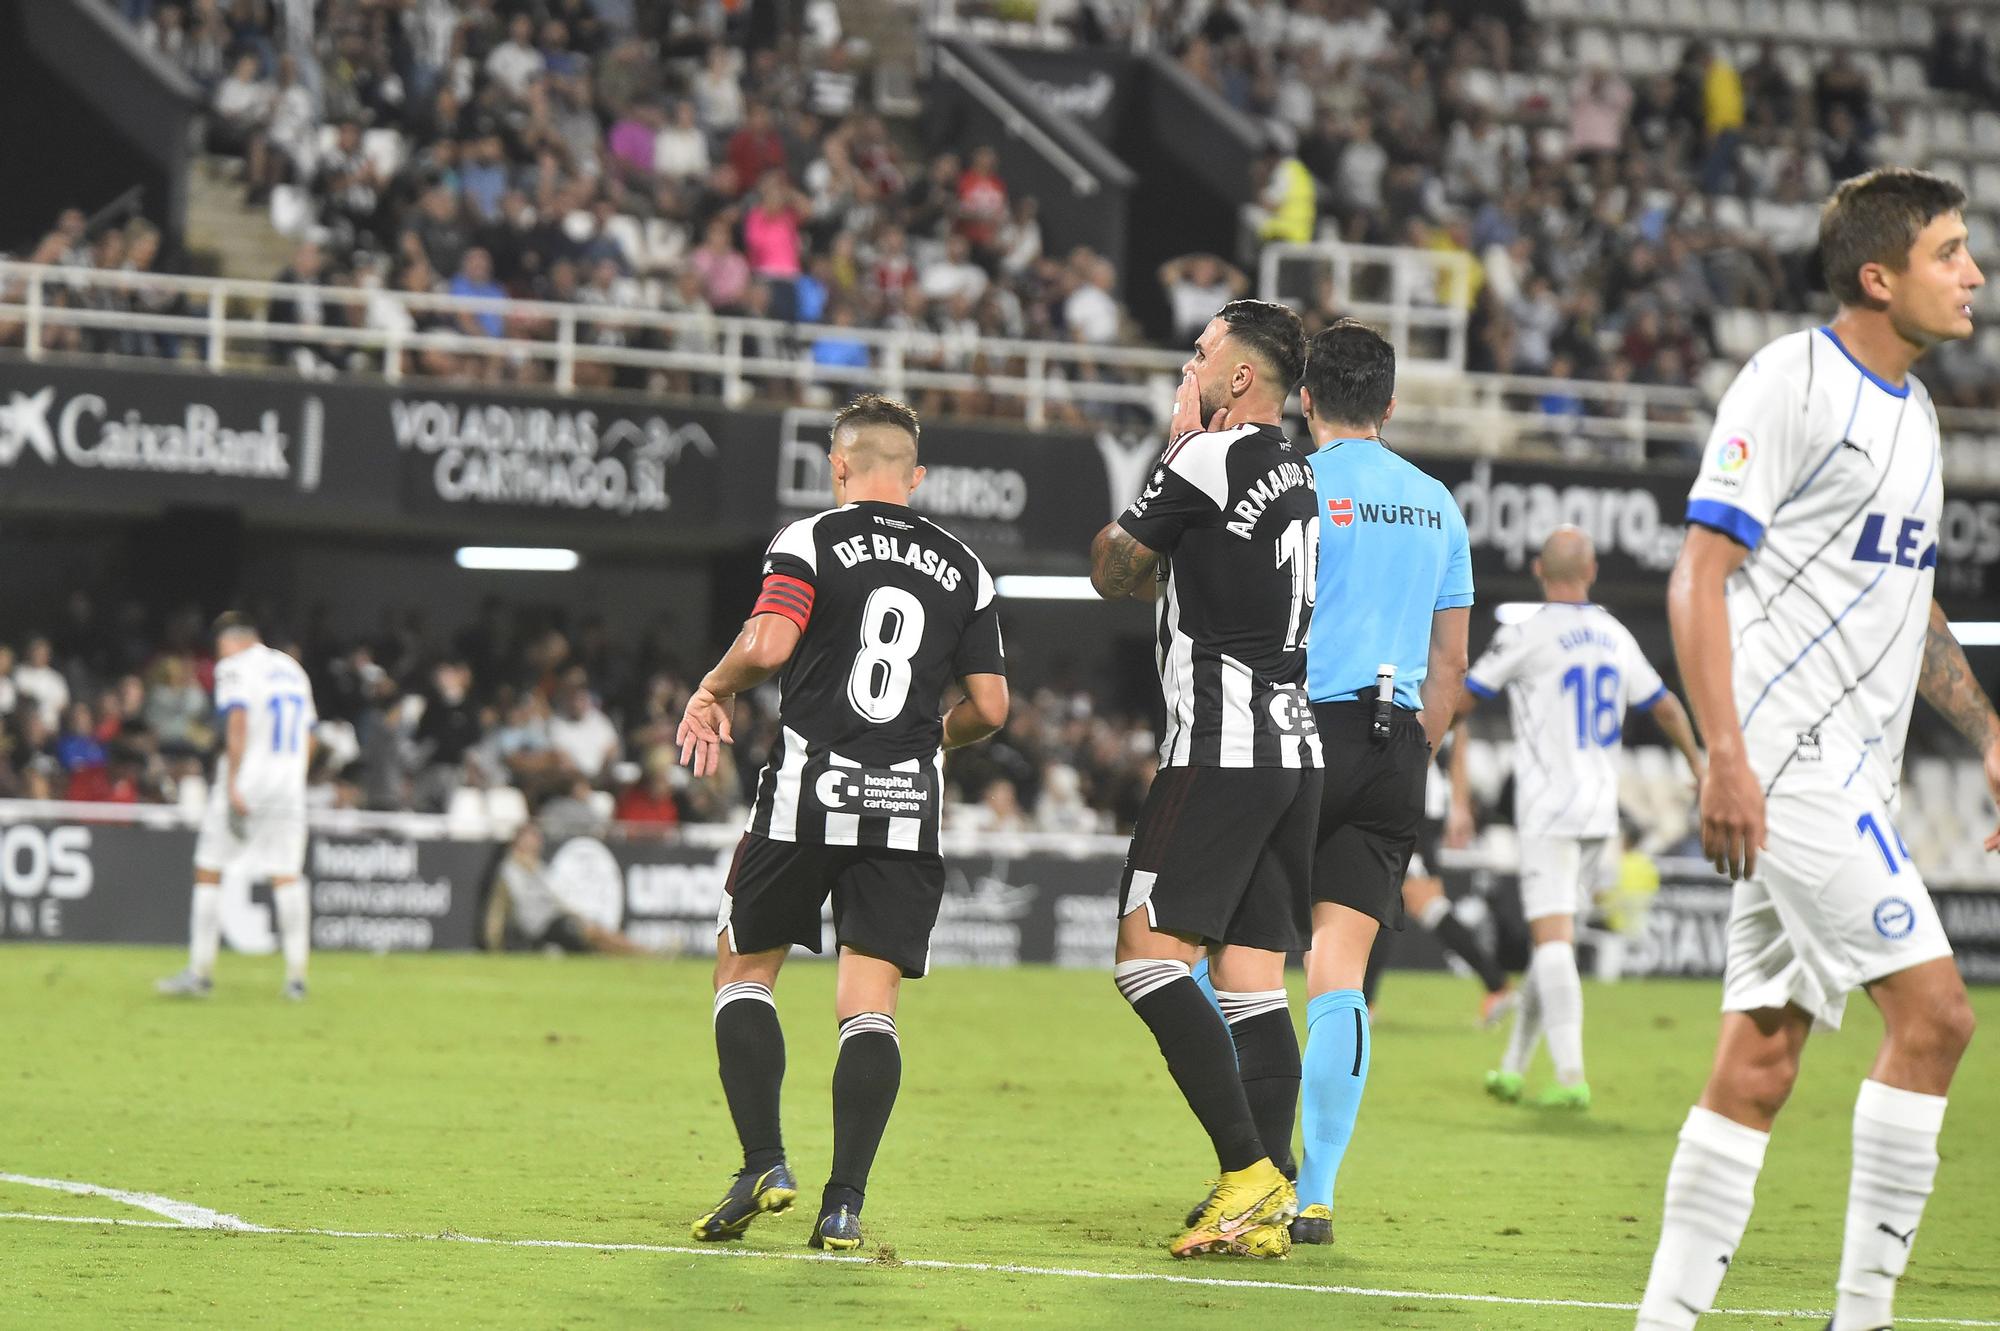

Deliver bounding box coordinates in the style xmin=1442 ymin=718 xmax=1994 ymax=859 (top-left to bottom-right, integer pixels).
xmin=1257 ymin=240 xmax=1474 ymax=377
xmin=5 ymin=260 xmax=1998 ymax=468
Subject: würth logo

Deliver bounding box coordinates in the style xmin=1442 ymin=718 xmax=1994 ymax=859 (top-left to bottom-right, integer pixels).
xmin=1327 ymin=497 xmax=1354 ymax=528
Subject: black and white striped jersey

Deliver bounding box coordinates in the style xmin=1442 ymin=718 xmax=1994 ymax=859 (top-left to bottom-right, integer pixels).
xmin=744 ymin=500 xmax=1006 ymax=850
xmin=1118 ymin=422 xmax=1323 ymax=769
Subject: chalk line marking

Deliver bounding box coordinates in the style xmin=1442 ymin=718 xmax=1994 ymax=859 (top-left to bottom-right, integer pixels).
xmin=0 ymin=1172 xmax=269 ymax=1231
xmin=2 ymin=1177 xmax=1995 ymax=1328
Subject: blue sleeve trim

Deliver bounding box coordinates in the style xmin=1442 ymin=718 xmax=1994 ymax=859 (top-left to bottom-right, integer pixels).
xmin=1686 ymin=498 xmax=1765 ymax=550
xmin=215 ymin=702 xmax=246 ymax=715
xmin=1635 ymin=685 xmax=1669 ymax=711
xmin=1434 ymin=592 xmax=1475 ymax=610
xmin=1464 ymin=677 xmax=1497 ymax=699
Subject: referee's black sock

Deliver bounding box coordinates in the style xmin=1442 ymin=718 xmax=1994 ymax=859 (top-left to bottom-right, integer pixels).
xmin=827 ymin=1013 xmax=901 ymax=1211
xmin=1115 ymin=961 xmax=1265 ymax=1173
xmin=1432 ymin=913 xmax=1509 ymax=994
xmin=1217 ymin=993 xmax=1300 ymax=1179
xmin=713 ymin=982 xmax=786 ymax=1175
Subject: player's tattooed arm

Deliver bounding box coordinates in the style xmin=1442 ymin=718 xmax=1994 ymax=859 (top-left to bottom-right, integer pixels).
xmin=1919 ymin=600 xmax=2000 ymax=853
xmin=1918 ymin=600 xmax=2000 ymax=752
xmin=1090 ymin=522 xmax=1161 ymax=601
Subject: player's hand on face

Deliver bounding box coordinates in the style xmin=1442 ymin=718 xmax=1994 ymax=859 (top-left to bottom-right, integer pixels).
xmin=676 ymin=687 xmax=734 ymax=779
xmin=1700 ymin=749 xmax=1766 ymax=880
xmin=1169 ymin=369 xmax=1205 ymax=440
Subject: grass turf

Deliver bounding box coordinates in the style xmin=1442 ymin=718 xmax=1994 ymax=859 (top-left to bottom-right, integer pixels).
xmin=1 ymin=945 xmax=1995 ymax=1329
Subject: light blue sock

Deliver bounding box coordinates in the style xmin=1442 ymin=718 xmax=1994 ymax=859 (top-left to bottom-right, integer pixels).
xmin=1190 ymin=955 xmax=1225 ymax=1023
xmin=1296 ymin=989 xmax=1370 ymax=1211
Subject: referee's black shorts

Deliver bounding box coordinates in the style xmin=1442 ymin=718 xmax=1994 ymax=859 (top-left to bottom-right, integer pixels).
xmin=1310 ymin=700 xmax=1429 ymax=930
xmin=1117 ymin=765 xmax=1321 ymax=953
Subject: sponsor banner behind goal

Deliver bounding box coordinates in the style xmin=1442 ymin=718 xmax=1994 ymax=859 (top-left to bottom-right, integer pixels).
xmin=5 ymin=818 xmax=2000 ymax=981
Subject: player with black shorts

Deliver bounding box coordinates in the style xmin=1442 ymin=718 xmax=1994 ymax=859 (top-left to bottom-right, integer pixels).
xmin=1287 ymin=320 xmax=1474 ymax=1246
xmin=678 ymin=394 xmax=1008 ymax=1253
xmin=1092 ymin=299 xmax=1320 ymax=1260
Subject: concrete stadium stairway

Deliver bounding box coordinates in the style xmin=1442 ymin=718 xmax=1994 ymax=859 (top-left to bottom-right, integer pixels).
xmin=183 ymin=158 xmax=294 ymax=281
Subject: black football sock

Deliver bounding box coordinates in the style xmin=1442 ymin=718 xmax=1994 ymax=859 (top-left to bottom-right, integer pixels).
xmin=1432 ymin=912 xmax=1509 ymax=994
xmin=713 ymin=982 xmax=786 ymax=1175
xmin=827 ymin=1012 xmax=901 ymax=1211
xmin=1360 ymin=933 xmax=1392 ymax=1008
xmin=1116 ymin=961 xmax=1265 ymax=1173
xmin=1217 ymin=995 xmax=1300 ymax=1179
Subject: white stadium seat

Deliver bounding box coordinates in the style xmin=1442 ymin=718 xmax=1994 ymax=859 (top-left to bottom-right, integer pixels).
xmin=1973 ymin=111 xmax=2000 ymax=155
xmin=1618 ymin=32 xmax=1662 ymax=76
xmin=1897 ymin=2 xmax=1934 ymax=46
xmin=484 ymin=786 xmax=530 ymax=837
xmin=1890 ymin=54 xmax=1927 ymax=98
xmin=1820 ymin=0 xmax=1860 ymax=40
xmin=1930 ymin=108 xmax=1971 ymax=155
xmin=1575 ymin=27 xmax=1617 ymax=70
xmin=446 ymin=787 xmax=491 ymax=839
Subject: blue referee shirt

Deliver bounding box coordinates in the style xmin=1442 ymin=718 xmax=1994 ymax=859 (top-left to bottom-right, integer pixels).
xmin=1305 ymin=437 xmax=1475 ymax=710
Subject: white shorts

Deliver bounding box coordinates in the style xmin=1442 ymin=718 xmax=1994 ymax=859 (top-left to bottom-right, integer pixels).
xmin=1517 ymin=834 xmax=1612 ymax=922
xmin=1722 ymin=784 xmax=1952 ymax=1030
xmin=193 ymin=794 xmax=308 ymax=881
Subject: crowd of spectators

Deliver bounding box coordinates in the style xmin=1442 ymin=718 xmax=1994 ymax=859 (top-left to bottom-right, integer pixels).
xmin=0 ymin=592 xmax=1164 ymax=837
xmin=90 ymin=0 xmax=1144 ymax=424
xmin=1111 ymin=0 xmax=1999 ymax=409
xmin=11 ymin=1 xmax=1993 ymax=421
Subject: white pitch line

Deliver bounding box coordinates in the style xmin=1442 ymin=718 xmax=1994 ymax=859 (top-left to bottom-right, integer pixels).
xmin=2 ymin=1210 xmax=1996 ymax=1327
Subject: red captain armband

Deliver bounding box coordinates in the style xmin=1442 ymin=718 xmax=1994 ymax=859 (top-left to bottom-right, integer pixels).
xmin=753 ymin=573 xmax=814 ymax=631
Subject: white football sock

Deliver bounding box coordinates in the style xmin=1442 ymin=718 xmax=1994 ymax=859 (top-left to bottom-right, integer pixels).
xmin=273 ymin=880 xmax=310 ymax=983
xmin=189 ymin=883 xmax=222 ymax=978
xmin=1635 ymin=1106 xmax=1769 ymax=1330
xmin=1500 ymin=963 xmax=1542 ymax=1077
xmin=1832 ymin=1080 xmax=1946 ymax=1331
xmin=1532 ymin=940 xmax=1585 ymax=1085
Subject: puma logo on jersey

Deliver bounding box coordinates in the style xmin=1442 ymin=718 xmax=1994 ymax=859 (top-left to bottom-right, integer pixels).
xmin=1851 ymin=514 xmax=1938 ymax=570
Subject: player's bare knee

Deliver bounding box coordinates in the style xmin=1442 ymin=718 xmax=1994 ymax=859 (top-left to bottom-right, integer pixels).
xmin=1904 ymin=992 xmax=1976 ymax=1068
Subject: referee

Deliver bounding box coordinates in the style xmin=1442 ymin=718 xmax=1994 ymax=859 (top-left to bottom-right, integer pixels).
xmin=1291 ymin=318 xmax=1473 ymax=1245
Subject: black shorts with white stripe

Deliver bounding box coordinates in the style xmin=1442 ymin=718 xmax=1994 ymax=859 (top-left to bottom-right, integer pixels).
xmin=718 ymin=833 xmax=945 ymax=979
xmin=1117 ymin=765 xmax=1321 ymax=953
xmin=1310 ymin=700 xmax=1428 ymax=929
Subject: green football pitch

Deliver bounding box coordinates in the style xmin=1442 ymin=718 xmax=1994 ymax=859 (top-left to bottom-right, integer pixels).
xmin=2 ymin=946 xmax=1995 ymax=1329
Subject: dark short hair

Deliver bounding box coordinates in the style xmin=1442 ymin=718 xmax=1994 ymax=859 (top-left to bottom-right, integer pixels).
xmin=830 ymin=392 xmax=921 ymax=451
xmin=1301 ymin=319 xmax=1396 ymax=428
xmin=1820 ymin=168 xmax=1967 ymax=307
xmin=212 ymin=610 xmax=259 ymax=639
xmin=1216 ymin=299 xmax=1307 ymax=397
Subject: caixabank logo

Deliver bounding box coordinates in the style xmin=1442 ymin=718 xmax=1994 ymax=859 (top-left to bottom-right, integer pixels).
xmin=0 ymin=384 xmax=322 ymax=488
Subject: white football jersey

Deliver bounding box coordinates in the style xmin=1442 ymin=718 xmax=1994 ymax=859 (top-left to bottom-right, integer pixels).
xmin=1687 ymin=327 xmax=1941 ymax=808
xmin=213 ymin=643 xmax=317 ymax=810
xmin=1466 ymin=603 xmax=1666 ymax=838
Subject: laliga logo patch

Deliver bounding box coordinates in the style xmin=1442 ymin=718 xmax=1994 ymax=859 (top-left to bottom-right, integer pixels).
xmin=1327 ymin=497 xmax=1354 ymax=528
xmin=1872 ymin=896 xmax=1915 ymax=940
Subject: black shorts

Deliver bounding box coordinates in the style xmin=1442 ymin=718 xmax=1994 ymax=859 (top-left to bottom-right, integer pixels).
xmin=1310 ymin=701 xmax=1428 ymax=930
xmin=720 ymin=833 xmax=945 ymax=979
xmin=1118 ymin=765 xmax=1321 ymax=953
xmin=1410 ymin=817 xmax=1445 ymax=879
xmin=536 ymin=914 xmax=593 ymax=953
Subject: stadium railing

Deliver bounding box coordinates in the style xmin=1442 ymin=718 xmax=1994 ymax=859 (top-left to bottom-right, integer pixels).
xmin=6 ymin=260 xmax=1999 ymax=467
xmin=1256 ymin=240 xmax=1475 ymax=377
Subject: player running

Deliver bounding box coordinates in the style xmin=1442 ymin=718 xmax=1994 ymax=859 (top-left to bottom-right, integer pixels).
xmin=1459 ymin=527 xmax=1703 ymax=1110
xmin=1635 ymin=168 xmax=1993 ymax=1331
xmin=1092 ymin=300 xmax=1320 ymax=1260
xmin=680 ymin=395 xmax=1008 ymax=1253
xmin=157 ymin=613 xmax=317 ymax=1001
